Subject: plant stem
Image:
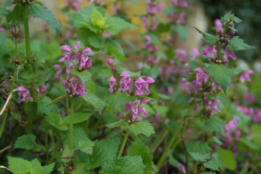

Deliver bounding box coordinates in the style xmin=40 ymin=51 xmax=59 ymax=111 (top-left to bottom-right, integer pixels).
xmin=49 ymin=140 xmax=60 ymax=164
xmin=66 ymin=96 xmax=70 ymax=116
xmin=69 ymin=97 xmax=74 ymax=150
xmin=150 ymin=129 xmax=167 ymax=153
xmin=0 ymin=112 xmax=8 ymax=139
xmin=24 ymin=5 xmax=32 ymax=66
xmin=156 ymin=119 xmax=185 ymax=169
xmin=117 ymin=128 xmax=129 ymax=158
xmin=45 ymin=129 xmax=49 ymax=162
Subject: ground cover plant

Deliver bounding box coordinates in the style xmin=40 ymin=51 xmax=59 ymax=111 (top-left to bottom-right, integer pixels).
xmin=0 ymin=0 xmax=260 ymax=174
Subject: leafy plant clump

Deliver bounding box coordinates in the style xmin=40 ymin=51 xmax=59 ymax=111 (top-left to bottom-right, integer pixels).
xmin=0 ymin=0 xmax=259 ymax=174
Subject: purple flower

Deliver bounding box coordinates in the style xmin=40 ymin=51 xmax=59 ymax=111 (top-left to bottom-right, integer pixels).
xmin=144 ymin=35 xmax=151 ymax=49
xmin=151 ymin=18 xmax=158 ymax=31
xmin=119 ymin=72 xmax=132 ymax=92
xmin=138 ymin=99 xmax=150 ymax=117
xmin=142 ymin=16 xmax=148 ymax=29
xmin=240 ymin=70 xmax=254 ymax=83
xmin=243 ymin=92 xmax=255 ymax=103
xmin=59 ymin=44 xmax=74 ymax=68
xmin=77 ymin=81 xmax=87 ymax=95
xmin=178 ymin=13 xmax=186 ymax=24
xmin=228 ymin=30 xmax=236 ymax=37
xmin=16 ymin=86 xmax=31 ymax=103
xmin=70 ymin=76 xmax=79 ymax=95
xmin=201 ymin=44 xmax=216 ymax=58
xmin=146 ymin=0 xmax=157 ymax=15
xmin=224 ymin=46 xmax=236 ymax=60
xmin=107 ymin=59 xmax=113 ymax=68
xmin=156 ymin=3 xmax=165 ymax=13
xmin=143 ymin=77 xmax=155 ymax=95
xmin=224 ymin=116 xmax=240 ymax=133
xmin=54 ymin=64 xmax=62 ymax=78
xmin=0 ymin=27 xmax=4 ymax=32
xmin=108 ymin=76 xmax=116 ymax=92
xmin=64 ymin=0 xmax=83 ymax=11
xmin=175 ymin=49 xmax=187 ymax=62
xmin=134 ymin=77 xmax=146 ymax=95
xmin=80 ymin=47 xmax=93 ymax=70
xmin=214 ymin=19 xmax=224 ymax=34
xmin=203 ymin=96 xmax=221 ymax=114
xmin=38 ymin=84 xmax=47 ymax=95
xmin=178 ymin=162 xmax=186 ymax=173
xmin=112 ymin=3 xmax=121 ymax=14
xmin=124 ymin=99 xmax=150 ymax=120
xmin=255 ymin=109 xmax=261 ymax=123
xmin=65 ymin=65 xmax=71 ymax=78
xmin=189 ymin=48 xmax=199 ymax=60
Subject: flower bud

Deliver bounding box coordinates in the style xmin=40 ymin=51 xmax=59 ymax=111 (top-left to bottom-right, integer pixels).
xmin=107 ymin=59 xmax=113 ymax=67
xmin=228 ymin=30 xmax=236 ymax=37
xmin=216 ymin=28 xmax=222 ymax=35
xmin=223 ymin=59 xmax=228 ymax=64
xmin=220 ymin=37 xmax=224 ymax=42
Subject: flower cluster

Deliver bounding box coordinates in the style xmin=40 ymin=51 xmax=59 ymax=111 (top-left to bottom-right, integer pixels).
xmin=143 ymin=35 xmax=158 ymax=65
xmin=62 ymin=77 xmax=87 ymax=96
xmin=64 ymin=0 xmax=82 ymax=11
xmin=166 ymin=0 xmax=188 ymax=25
xmin=15 ymin=84 xmax=47 ymax=103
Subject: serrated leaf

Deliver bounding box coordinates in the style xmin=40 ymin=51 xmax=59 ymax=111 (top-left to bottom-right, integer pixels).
xmin=6 ymin=4 xmax=24 ymax=26
xmin=218 ymin=149 xmax=236 ymax=170
xmin=103 ymin=38 xmax=124 ymax=55
xmin=107 ymin=120 xmax=128 ymax=129
xmin=63 ymin=126 xmax=89 ymax=149
xmin=8 ymin=157 xmax=32 ymax=174
xmin=91 ymin=7 xmax=105 ymax=28
xmin=228 ymin=36 xmax=255 ymax=52
xmin=186 ymin=141 xmax=211 ymax=154
xmin=42 ymin=163 xmax=55 ymax=174
xmin=189 ymin=152 xmax=210 ymax=162
xmin=103 ymin=45 xmax=127 ymax=62
xmin=194 ymin=27 xmax=217 ymax=45
xmin=64 ymin=112 xmax=92 ymax=124
xmin=128 ymin=121 xmax=155 ymax=137
xmin=86 ymin=136 xmax=122 ymax=169
xmin=99 ymin=156 xmax=145 ymax=174
xmin=71 ymin=163 xmax=93 ymax=174
xmin=45 ymin=112 xmax=68 ymax=131
xmin=204 ymin=160 xmax=220 ymax=171
xmin=0 ymin=6 xmax=8 ymax=16
xmin=38 ymin=97 xmax=56 ymax=114
xmin=127 ymin=140 xmax=153 ymax=169
xmin=27 ymin=4 xmax=62 ymax=35
xmin=77 ymin=139 xmax=95 ymax=155
xmin=30 ymin=166 xmax=42 ymax=174
xmin=204 ymin=64 xmax=237 ymax=93
xmin=105 ymin=92 xmax=136 ymax=111
xmin=172 ymin=25 xmax=188 ymax=40
xmin=105 ymin=17 xmax=137 ymax=35
xmin=61 ymin=145 xmax=74 ymax=163
xmin=46 ymin=94 xmax=67 ymax=107
xmin=82 ymin=93 xmax=108 ymax=109
xmin=200 ymin=117 xmax=225 ymax=136
xmin=70 ymin=69 xmax=92 ymax=83
xmin=88 ymin=34 xmax=102 ymax=48
xmin=14 ymin=135 xmax=43 ymax=151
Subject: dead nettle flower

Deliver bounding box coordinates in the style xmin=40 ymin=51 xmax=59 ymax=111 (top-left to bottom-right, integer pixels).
xmin=172 ymin=0 xmax=188 ymax=8
xmin=121 ymin=99 xmax=150 ymax=123
xmin=0 ymin=27 xmax=4 ymax=32
xmin=59 ymin=42 xmax=93 ymax=71
xmin=243 ymin=92 xmax=255 ymax=103
xmin=112 ymin=3 xmax=121 ymax=15
xmin=15 ymin=86 xmax=31 ymax=103
xmin=143 ymin=35 xmax=158 ymax=65
xmin=64 ymin=0 xmax=83 ymax=11
xmin=107 ymin=59 xmax=118 ymax=74
xmin=62 ymin=76 xmax=87 ymax=97
xmin=240 ymin=69 xmax=254 ymax=83
xmin=178 ymin=162 xmax=187 ymax=174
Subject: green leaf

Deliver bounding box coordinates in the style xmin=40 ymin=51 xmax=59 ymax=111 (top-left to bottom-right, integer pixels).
xmin=228 ymin=36 xmax=255 ymax=52
xmin=70 ymin=69 xmax=92 ymax=83
xmin=204 ymin=64 xmax=237 ymax=93
xmin=42 ymin=163 xmax=55 ymax=174
xmin=88 ymin=34 xmax=102 ymax=49
xmin=99 ymin=156 xmax=145 ymax=174
xmin=200 ymin=117 xmax=225 ymax=136
xmin=103 ymin=38 xmax=124 ymax=55
xmin=30 ymin=166 xmax=42 ymax=174
xmin=77 ymin=139 xmax=95 ymax=155
xmin=221 ymin=12 xmax=242 ymax=23
xmin=63 ymin=126 xmax=89 ymax=149
xmin=0 ymin=32 xmax=10 ymax=57
xmin=8 ymin=157 xmax=32 ymax=174
xmin=194 ymin=27 xmax=217 ymax=45
xmin=38 ymin=97 xmax=57 ymax=114
xmin=66 ymin=12 xmax=84 ymax=28
xmin=186 ymin=141 xmax=211 ymax=154
xmin=153 ymin=105 xmax=168 ymax=117
xmin=107 ymin=120 xmax=128 ymax=129
xmin=64 ymin=112 xmax=92 ymax=124
xmin=85 ymin=80 xmax=96 ymax=94
xmin=203 ymin=160 xmax=220 ymax=171
xmin=103 ymin=45 xmax=127 ymax=62
xmin=91 ymin=7 xmax=105 ymax=29
xmin=61 ymin=145 xmax=74 ymax=163
xmin=71 ymin=163 xmax=93 ymax=174
xmin=172 ymin=25 xmax=188 ymax=40
xmin=250 ymin=124 xmax=261 ymax=146
xmin=189 ymin=152 xmax=210 ymax=162
xmin=126 ymin=0 xmax=138 ymax=5
xmin=82 ymin=93 xmax=108 ymax=109
xmin=6 ymin=4 xmax=24 ymax=26
xmin=0 ymin=6 xmax=8 ymax=16
xmin=105 ymin=17 xmax=137 ymax=35
xmin=218 ymin=149 xmax=236 ymax=170
xmin=46 ymin=94 xmax=67 ymax=107
xmin=86 ymin=136 xmax=122 ymax=169
xmin=128 ymin=121 xmax=155 ymax=137
xmin=127 ymin=140 xmax=153 ymax=169
xmin=27 ymin=4 xmax=62 ymax=35
xmin=14 ymin=135 xmax=43 ymax=151
xmin=118 ymin=67 xmax=141 ymax=77
xmin=167 ymin=150 xmax=179 ymax=169
xmin=105 ymin=92 xmax=136 ymax=111
xmin=45 ymin=112 xmax=68 ymax=131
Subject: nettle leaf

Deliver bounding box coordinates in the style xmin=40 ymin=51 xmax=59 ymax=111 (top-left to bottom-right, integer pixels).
xmin=186 ymin=141 xmax=211 ymax=154
xmin=204 ymin=160 xmax=220 ymax=171
xmin=42 ymin=163 xmax=55 ymax=174
xmin=88 ymin=34 xmax=102 ymax=49
xmin=63 ymin=126 xmax=90 ymax=149
xmin=77 ymin=139 xmax=95 ymax=155
xmin=105 ymin=92 xmax=136 ymax=111
xmin=218 ymin=149 xmax=236 ymax=170
xmin=107 ymin=120 xmax=128 ymax=129
xmin=99 ymin=156 xmax=145 ymax=174
xmin=71 ymin=163 xmax=93 ymax=174
xmin=200 ymin=116 xmax=225 ymax=136
xmin=27 ymin=4 xmax=62 ymax=35
xmin=105 ymin=17 xmax=137 ymax=35
xmin=38 ymin=97 xmax=57 ymax=114
xmin=91 ymin=7 xmax=105 ymax=29
xmin=0 ymin=6 xmax=8 ymax=16
xmin=8 ymin=157 xmax=32 ymax=174
xmin=204 ymin=64 xmax=237 ymax=93
xmin=103 ymin=45 xmax=127 ymax=62
xmin=47 ymin=94 xmax=68 ymax=107
xmin=194 ymin=27 xmax=217 ymax=45
xmin=221 ymin=12 xmax=242 ymax=23
xmin=103 ymin=38 xmax=124 ymax=55
xmin=70 ymin=69 xmax=92 ymax=83
xmin=86 ymin=136 xmax=122 ymax=169
xmin=14 ymin=134 xmax=43 ymax=151
xmin=228 ymin=36 xmax=255 ymax=52
xmin=127 ymin=140 xmax=153 ymax=169
xmin=128 ymin=121 xmax=155 ymax=137
xmin=61 ymin=145 xmax=74 ymax=163
xmin=45 ymin=112 xmax=68 ymax=131
xmin=64 ymin=112 xmax=93 ymax=124
xmin=189 ymin=152 xmax=210 ymax=162
xmin=82 ymin=93 xmax=108 ymax=109
xmin=167 ymin=150 xmax=179 ymax=169
xmin=6 ymin=4 xmax=24 ymax=26
xmin=172 ymin=25 xmax=188 ymax=40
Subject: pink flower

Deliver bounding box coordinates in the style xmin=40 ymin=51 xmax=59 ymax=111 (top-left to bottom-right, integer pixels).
xmin=189 ymin=48 xmax=199 ymax=60
xmin=178 ymin=13 xmax=186 ymax=24
xmin=119 ymin=72 xmax=132 ymax=92
xmin=175 ymin=49 xmax=187 ymax=62
xmin=59 ymin=44 xmax=74 ymax=68
xmin=157 ymin=3 xmax=165 ymax=13
xmin=124 ymin=99 xmax=150 ymax=120
xmin=144 ymin=35 xmax=152 ymax=49
xmin=224 ymin=46 xmax=237 ymax=60
xmin=80 ymin=47 xmax=93 ymax=70
xmin=108 ymin=76 xmax=116 ymax=92
xmin=70 ymin=76 xmax=79 ymax=95
xmin=151 ymin=18 xmax=158 ymax=31
xmin=77 ymin=80 xmax=87 ymax=95
xmin=143 ymin=77 xmax=155 ymax=95
xmin=240 ymin=70 xmax=254 ymax=83
xmin=178 ymin=162 xmax=186 ymax=173
xmin=224 ymin=116 xmax=240 ymax=133
xmin=0 ymin=27 xmax=4 ymax=32
xmin=255 ymin=109 xmax=261 ymax=123
xmin=64 ymin=0 xmax=82 ymax=11
xmin=16 ymin=86 xmax=31 ymax=103
xmin=203 ymin=96 xmax=221 ymax=114
xmin=142 ymin=16 xmax=149 ymax=29
xmin=38 ymin=84 xmax=47 ymax=95
xmin=54 ymin=64 xmax=62 ymax=78
xmin=214 ymin=19 xmax=224 ymax=34
xmin=201 ymin=44 xmax=216 ymax=58
xmin=243 ymin=92 xmax=255 ymax=103
xmin=107 ymin=59 xmax=113 ymax=68
xmin=112 ymin=3 xmax=121 ymax=14
xmin=179 ymin=0 xmax=188 ymax=8
xmin=146 ymin=0 xmax=157 ymax=14
xmin=134 ymin=77 xmax=146 ymax=95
